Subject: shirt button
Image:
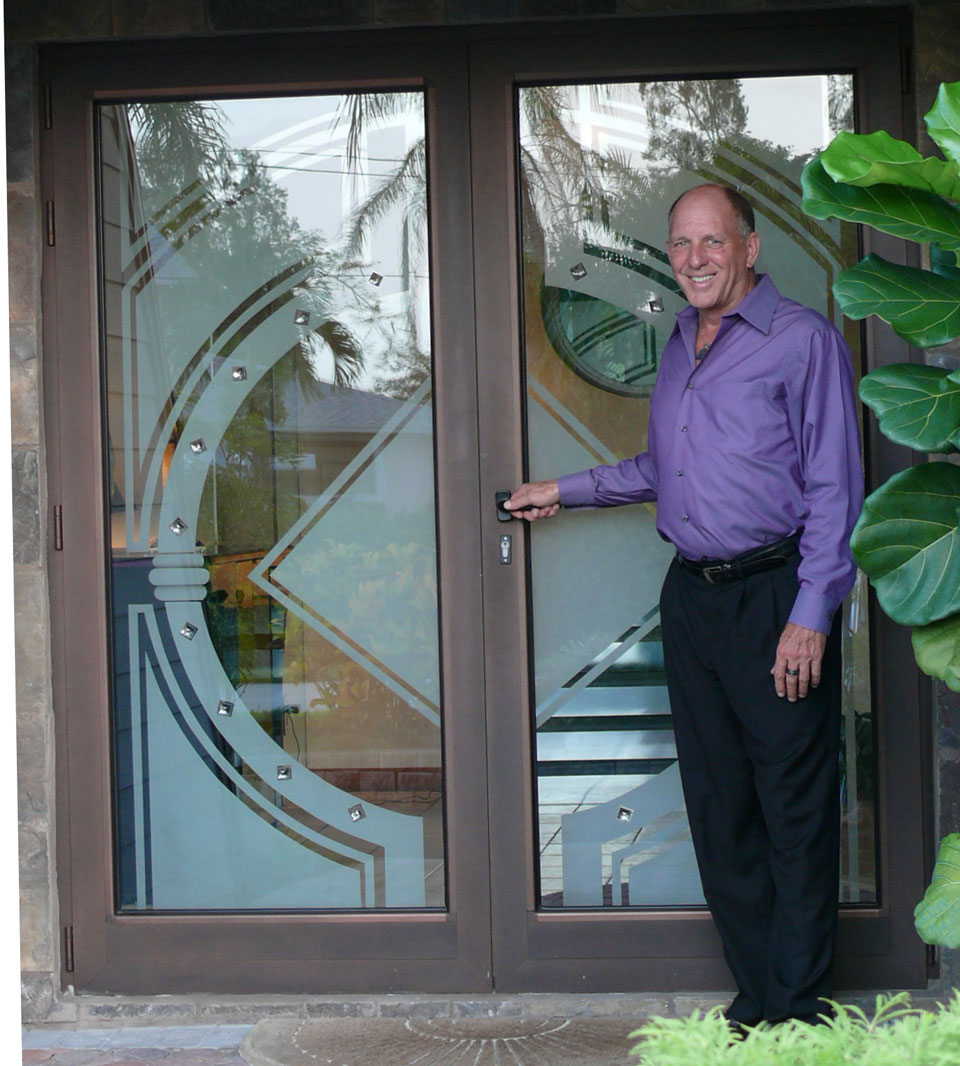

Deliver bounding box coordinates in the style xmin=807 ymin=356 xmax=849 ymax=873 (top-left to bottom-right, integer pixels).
xmin=682 ymin=515 xmax=689 ymax=522
xmin=686 ymin=382 xmax=694 ymax=389
xmin=680 ymin=425 xmax=688 ymax=432
xmin=677 ymin=470 xmax=684 ymax=477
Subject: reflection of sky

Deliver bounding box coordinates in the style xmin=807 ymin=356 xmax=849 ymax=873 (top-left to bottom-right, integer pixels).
xmin=523 ymin=74 xmax=853 ymax=332
xmin=740 ymin=75 xmax=833 ymax=157
xmin=214 ymin=94 xmax=428 ymax=389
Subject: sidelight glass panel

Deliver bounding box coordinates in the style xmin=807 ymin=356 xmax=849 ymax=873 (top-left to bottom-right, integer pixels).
xmin=100 ymin=93 xmax=443 ymax=910
xmin=518 ymin=75 xmax=876 ymax=908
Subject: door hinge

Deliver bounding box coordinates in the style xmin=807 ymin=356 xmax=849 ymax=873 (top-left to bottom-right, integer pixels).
xmin=927 ymin=942 xmax=939 ymax=968
xmin=64 ymin=926 xmax=74 ymax=973
xmin=53 ymin=504 xmax=63 ymax=551
xmin=42 ymin=82 xmax=53 ymax=129
xmin=45 ymin=201 xmax=56 ymax=247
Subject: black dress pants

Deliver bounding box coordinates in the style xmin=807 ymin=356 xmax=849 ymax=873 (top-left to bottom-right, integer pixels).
xmin=659 ymin=554 xmax=841 ymax=1024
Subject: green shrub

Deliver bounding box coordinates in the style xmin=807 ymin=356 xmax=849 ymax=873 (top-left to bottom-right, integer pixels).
xmin=629 ymin=992 xmax=960 ymax=1064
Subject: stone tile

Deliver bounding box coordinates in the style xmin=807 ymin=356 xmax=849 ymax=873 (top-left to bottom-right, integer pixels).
xmin=21 ymin=971 xmax=56 ymax=1024
xmin=15 ymin=567 xmax=50 ymax=710
xmin=17 ymin=691 xmax=51 ymax=826
xmin=11 ymin=332 xmax=40 ymax=446
xmin=915 ymin=1 xmax=960 ymax=154
xmin=205 ymin=0 xmax=373 ymax=32
xmin=7 ymin=187 xmax=40 ymax=328
xmin=4 ymin=0 xmax=111 ymax=42
xmin=940 ymin=759 xmax=960 ymax=837
xmin=302 ymin=1001 xmax=377 ymax=1018
xmin=109 ymin=0 xmax=207 ymax=37
xmin=84 ymin=1003 xmax=202 ymax=1024
xmin=671 ymin=993 xmax=727 ymax=1016
xmin=937 ymin=684 xmax=960 ymax=757
xmin=6 ymin=44 xmax=36 ymax=184
xmin=452 ymin=999 xmax=524 ymax=1017
xmin=13 ymin=448 xmax=41 ymax=564
xmin=22 ymin=1052 xmax=53 ymax=1064
xmin=377 ymin=999 xmax=451 ymax=1017
xmin=194 ymin=1003 xmax=301 ymax=1023
xmin=20 ymin=825 xmax=54 ymax=972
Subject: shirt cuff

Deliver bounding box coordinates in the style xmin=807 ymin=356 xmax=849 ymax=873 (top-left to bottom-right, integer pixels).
xmin=557 ymin=470 xmax=598 ymax=508
xmin=787 ymin=587 xmax=834 ymax=635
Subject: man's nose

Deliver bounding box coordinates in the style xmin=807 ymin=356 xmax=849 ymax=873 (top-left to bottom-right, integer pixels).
xmin=687 ymin=242 xmax=707 ymax=267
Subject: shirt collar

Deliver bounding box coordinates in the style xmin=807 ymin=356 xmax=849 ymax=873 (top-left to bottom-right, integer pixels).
xmin=676 ymin=273 xmax=780 ymax=335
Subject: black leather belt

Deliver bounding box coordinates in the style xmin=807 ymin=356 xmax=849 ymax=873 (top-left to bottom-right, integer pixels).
xmin=676 ymin=532 xmax=801 ymax=585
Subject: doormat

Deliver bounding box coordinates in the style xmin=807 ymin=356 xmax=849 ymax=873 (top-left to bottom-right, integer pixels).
xmin=241 ymin=1016 xmax=642 ymax=1066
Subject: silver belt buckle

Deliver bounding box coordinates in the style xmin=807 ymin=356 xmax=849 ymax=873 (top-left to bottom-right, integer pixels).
xmin=702 ymin=564 xmax=725 ymax=585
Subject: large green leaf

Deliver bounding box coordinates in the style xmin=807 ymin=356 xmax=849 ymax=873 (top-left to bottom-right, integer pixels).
xmin=851 ymin=461 xmax=960 ymax=626
xmin=925 ymin=80 xmax=960 ymax=165
xmin=859 ymin=364 xmax=960 ymax=452
xmin=821 ymin=129 xmax=960 ymax=200
xmin=912 ymin=613 xmax=960 ymax=692
xmin=833 ymin=254 xmax=960 ymax=348
xmin=801 ymin=158 xmax=960 ymax=249
xmin=915 ymin=834 xmax=960 ymax=947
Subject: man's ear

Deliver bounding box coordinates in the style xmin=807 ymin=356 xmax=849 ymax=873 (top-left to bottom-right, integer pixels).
xmin=746 ymin=232 xmax=760 ymax=268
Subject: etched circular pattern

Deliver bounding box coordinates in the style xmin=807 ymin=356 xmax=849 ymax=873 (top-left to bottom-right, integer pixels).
xmin=241 ymin=1016 xmax=643 ymax=1066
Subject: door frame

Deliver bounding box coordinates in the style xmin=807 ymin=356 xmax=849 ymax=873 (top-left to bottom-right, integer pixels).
xmin=41 ymin=34 xmax=493 ymax=993
xmin=41 ymin=6 xmax=931 ymax=995
xmin=468 ymin=8 xmax=931 ymax=991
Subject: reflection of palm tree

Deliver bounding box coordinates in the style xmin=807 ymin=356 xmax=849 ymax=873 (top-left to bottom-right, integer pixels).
xmin=129 ymin=102 xmax=365 ymax=391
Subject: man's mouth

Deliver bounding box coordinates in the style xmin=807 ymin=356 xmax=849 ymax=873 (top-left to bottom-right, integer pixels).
xmin=687 ymin=274 xmax=716 ymax=283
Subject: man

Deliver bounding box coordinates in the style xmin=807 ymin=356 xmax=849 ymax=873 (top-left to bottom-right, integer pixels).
xmin=506 ymin=183 xmax=863 ymax=1025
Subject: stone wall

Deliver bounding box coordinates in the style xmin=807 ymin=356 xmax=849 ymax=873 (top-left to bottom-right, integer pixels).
xmin=8 ymin=0 xmax=960 ymax=1021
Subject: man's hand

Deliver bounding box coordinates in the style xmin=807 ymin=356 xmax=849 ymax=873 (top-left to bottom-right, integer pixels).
xmin=771 ymin=622 xmax=827 ymax=701
xmin=504 ymin=480 xmax=561 ymax=522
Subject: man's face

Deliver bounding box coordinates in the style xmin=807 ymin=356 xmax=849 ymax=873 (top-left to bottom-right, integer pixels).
xmin=666 ymin=187 xmax=760 ymax=319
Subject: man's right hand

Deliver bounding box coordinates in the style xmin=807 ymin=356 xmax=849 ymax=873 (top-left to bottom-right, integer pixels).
xmin=504 ymin=480 xmax=561 ymax=522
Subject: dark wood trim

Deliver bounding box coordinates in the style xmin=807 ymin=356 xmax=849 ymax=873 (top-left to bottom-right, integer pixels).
xmin=42 ymin=5 xmax=928 ymax=995
xmin=469 ymin=11 xmax=927 ymax=993
xmin=42 ymin=36 xmax=493 ymax=994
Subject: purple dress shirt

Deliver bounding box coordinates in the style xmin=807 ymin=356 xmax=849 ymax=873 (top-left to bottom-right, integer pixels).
xmin=557 ymin=275 xmax=863 ymax=635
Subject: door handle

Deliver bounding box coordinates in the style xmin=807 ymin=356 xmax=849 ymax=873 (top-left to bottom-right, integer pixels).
xmin=496 ymin=490 xmax=540 ymax=521
xmin=495 ymin=491 xmax=513 ymax=522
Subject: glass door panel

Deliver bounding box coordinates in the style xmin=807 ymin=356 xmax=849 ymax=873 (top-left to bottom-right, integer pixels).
xmin=517 ymin=75 xmax=875 ymax=910
xmin=99 ymin=92 xmax=444 ymax=910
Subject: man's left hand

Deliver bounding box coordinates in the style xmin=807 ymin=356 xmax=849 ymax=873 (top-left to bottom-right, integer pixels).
xmin=772 ymin=622 xmax=827 ymax=702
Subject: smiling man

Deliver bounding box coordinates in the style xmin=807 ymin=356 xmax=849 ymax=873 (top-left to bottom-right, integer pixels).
xmin=506 ymin=183 xmax=863 ymax=1026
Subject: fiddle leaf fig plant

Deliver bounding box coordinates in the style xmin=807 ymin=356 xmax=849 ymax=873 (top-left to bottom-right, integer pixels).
xmin=801 ymin=78 xmax=960 ymax=690
xmin=802 ymin=79 xmax=960 ymax=950
xmin=915 ymin=834 xmax=960 ymax=948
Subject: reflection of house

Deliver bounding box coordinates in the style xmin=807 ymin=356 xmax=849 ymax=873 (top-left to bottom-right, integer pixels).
xmin=12 ymin=0 xmax=960 ymax=1028
xmin=266 ymin=380 xmax=434 ymax=514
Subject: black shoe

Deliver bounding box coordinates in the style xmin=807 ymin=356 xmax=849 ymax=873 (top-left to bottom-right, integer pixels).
xmin=725 ymin=1017 xmax=749 ymax=1041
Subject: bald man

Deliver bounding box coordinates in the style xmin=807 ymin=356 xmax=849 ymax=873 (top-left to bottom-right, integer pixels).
xmin=507 ymin=184 xmax=862 ymax=1026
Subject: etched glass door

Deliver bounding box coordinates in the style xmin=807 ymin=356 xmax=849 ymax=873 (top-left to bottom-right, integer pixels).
xmin=100 ymin=92 xmax=444 ymax=910
xmin=516 ymin=75 xmax=876 ymax=911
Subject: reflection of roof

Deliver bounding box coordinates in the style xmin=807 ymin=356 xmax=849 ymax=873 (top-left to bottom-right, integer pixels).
xmin=268 ymin=379 xmax=428 ymax=435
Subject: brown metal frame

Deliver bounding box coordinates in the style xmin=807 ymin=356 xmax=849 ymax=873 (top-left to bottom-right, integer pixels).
xmin=469 ymin=8 xmax=929 ymax=991
xmin=42 ymin=6 xmax=930 ymax=995
xmin=42 ymin=35 xmax=493 ymax=994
